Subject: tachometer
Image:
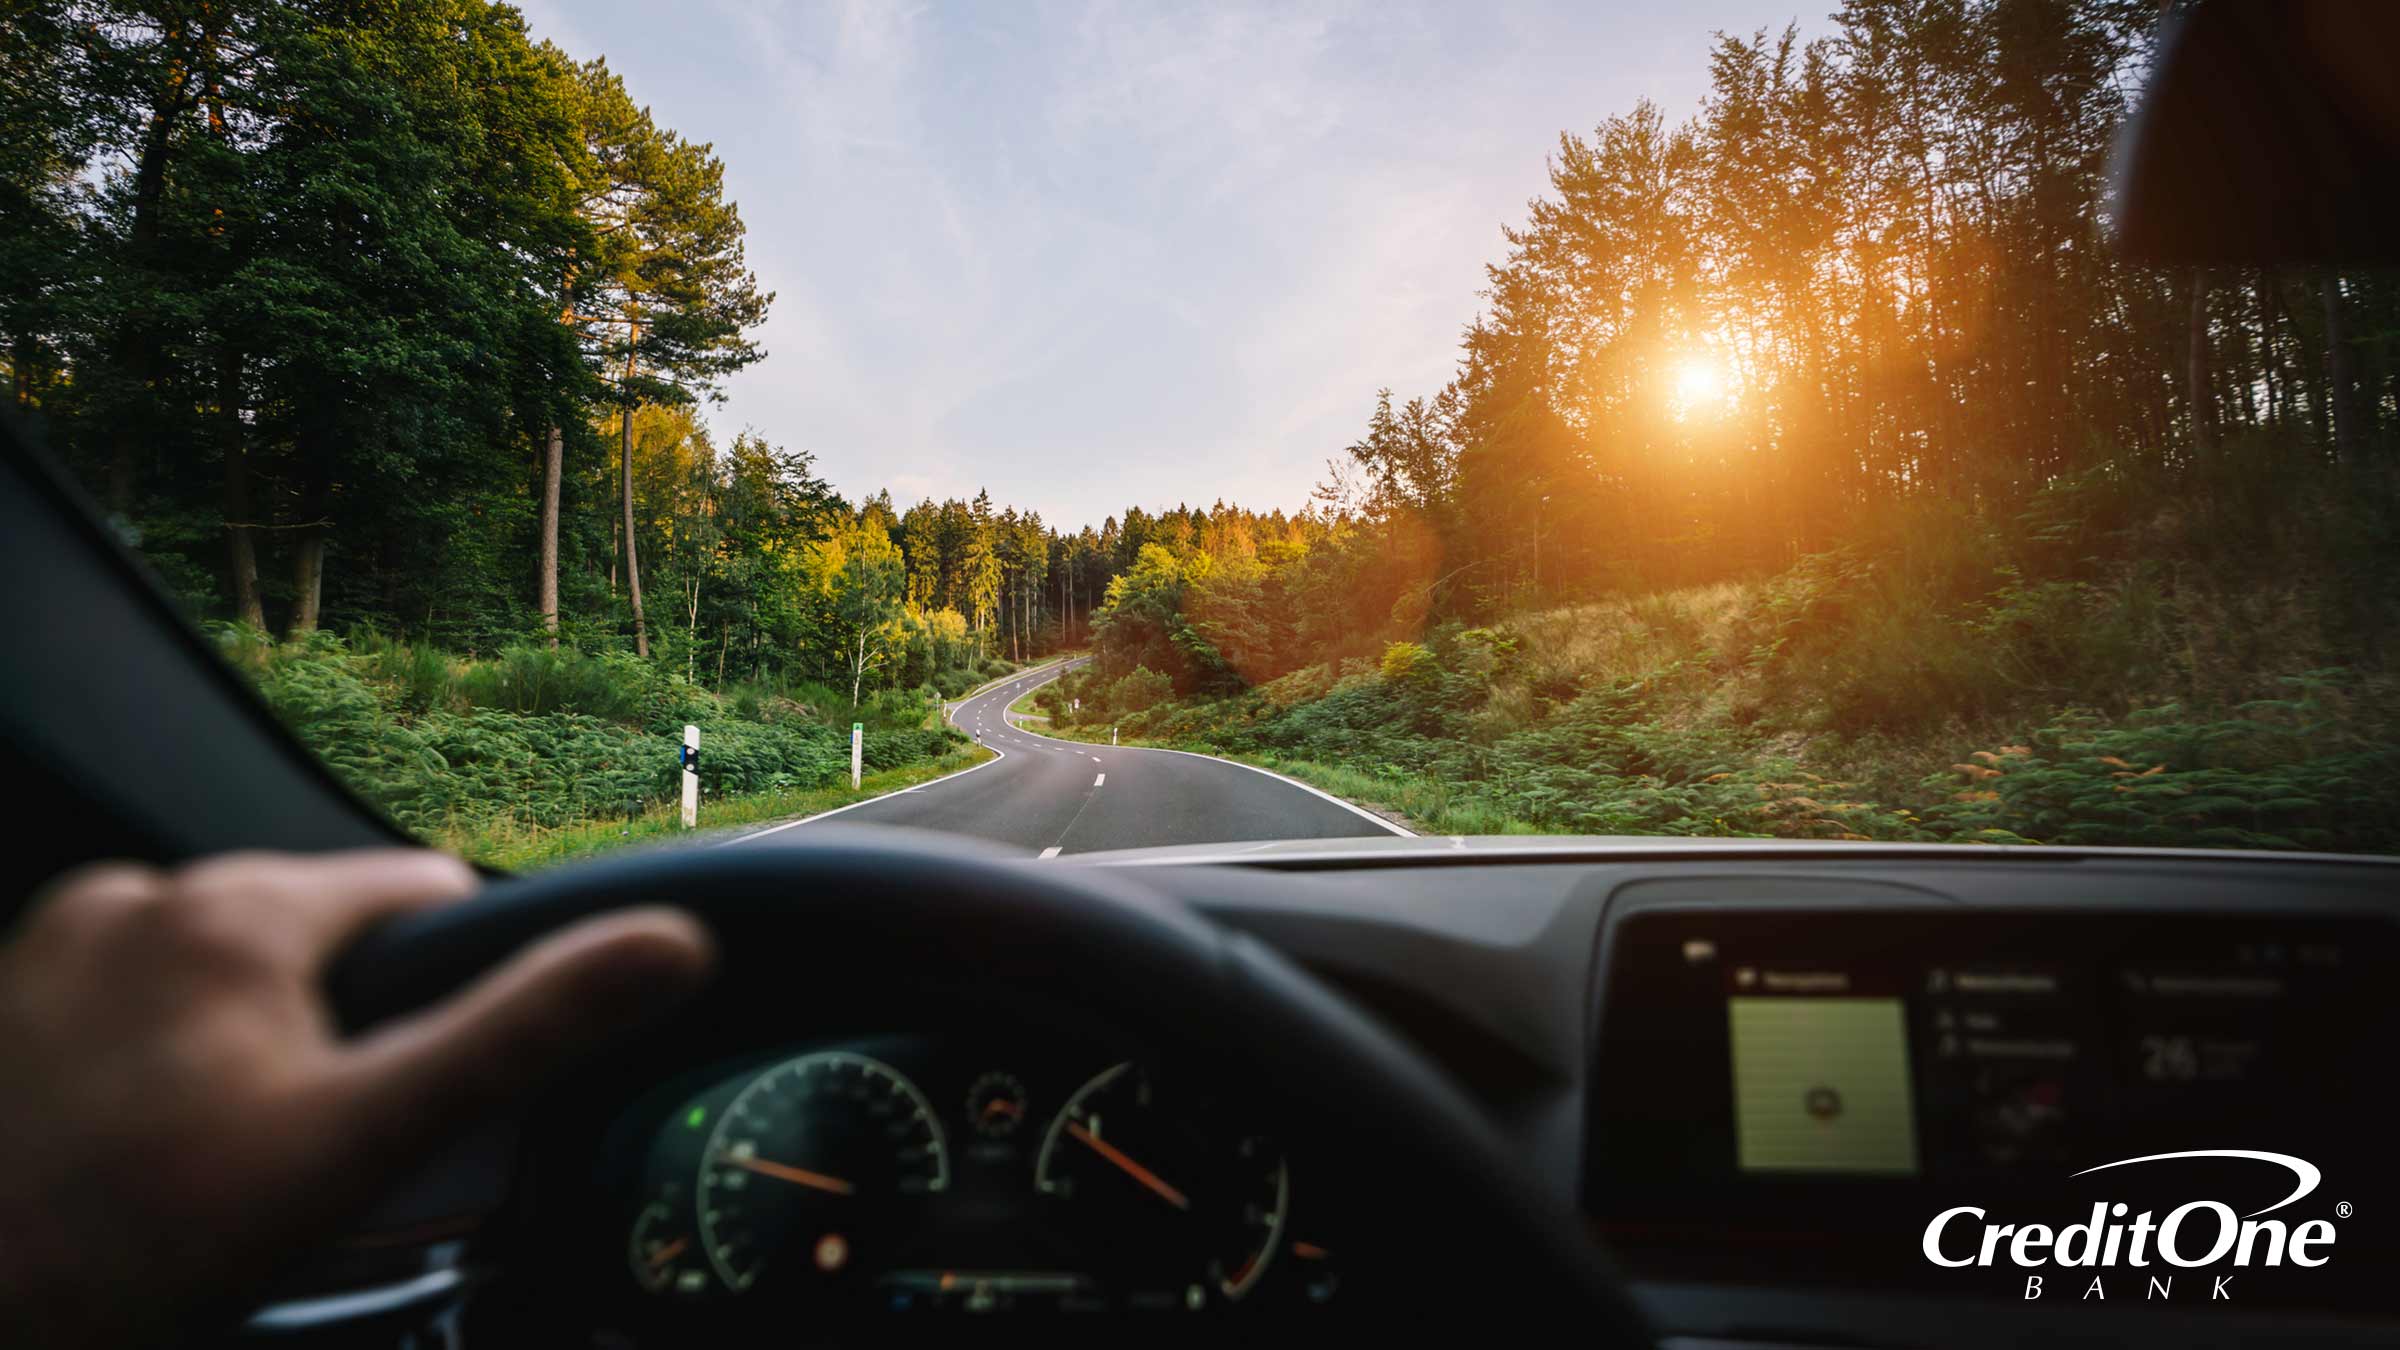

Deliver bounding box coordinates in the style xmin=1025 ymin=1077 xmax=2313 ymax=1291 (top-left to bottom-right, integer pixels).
xmin=696 ymin=1051 xmax=949 ymax=1292
xmin=1034 ymin=1062 xmax=1289 ymax=1305
xmin=627 ymin=1183 xmax=710 ymax=1296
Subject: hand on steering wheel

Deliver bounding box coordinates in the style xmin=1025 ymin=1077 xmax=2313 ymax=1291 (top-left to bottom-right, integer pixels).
xmin=0 ymin=851 xmax=712 ymax=1347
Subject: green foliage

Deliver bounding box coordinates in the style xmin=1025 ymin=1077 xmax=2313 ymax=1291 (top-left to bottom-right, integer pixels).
xmin=239 ymin=631 xmax=963 ymax=844
xmin=1110 ymin=666 xmax=1174 ymax=716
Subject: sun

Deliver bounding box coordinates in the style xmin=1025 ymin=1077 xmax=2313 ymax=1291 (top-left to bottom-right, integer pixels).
xmin=1671 ymin=356 xmax=1727 ymax=415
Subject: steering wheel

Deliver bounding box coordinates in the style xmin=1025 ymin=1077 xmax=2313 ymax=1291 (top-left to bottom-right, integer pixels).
xmin=329 ymin=826 xmax=1653 ymax=1340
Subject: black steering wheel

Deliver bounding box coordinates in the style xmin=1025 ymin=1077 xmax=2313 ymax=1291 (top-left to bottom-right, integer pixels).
xmin=329 ymin=826 xmax=1653 ymax=1341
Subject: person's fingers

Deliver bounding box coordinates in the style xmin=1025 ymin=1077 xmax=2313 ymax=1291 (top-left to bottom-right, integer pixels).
xmin=176 ymin=849 xmax=480 ymax=962
xmin=320 ymin=907 xmax=713 ymax=1166
xmin=13 ymin=862 xmax=161 ymax=940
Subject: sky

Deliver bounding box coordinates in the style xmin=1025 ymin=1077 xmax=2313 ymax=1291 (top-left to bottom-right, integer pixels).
xmin=513 ymin=0 xmax=1817 ymax=530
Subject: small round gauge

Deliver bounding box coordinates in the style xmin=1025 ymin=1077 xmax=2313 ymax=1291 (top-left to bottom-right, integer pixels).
xmin=966 ymin=1071 xmax=1030 ymax=1138
xmin=696 ymin=1051 xmax=949 ymax=1292
xmin=628 ymin=1186 xmax=711 ymax=1296
xmin=1034 ymin=1062 xmax=1290 ymax=1304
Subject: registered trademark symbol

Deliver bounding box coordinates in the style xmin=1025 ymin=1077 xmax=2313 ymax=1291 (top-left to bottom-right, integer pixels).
xmin=2337 ymin=1201 xmax=2353 ymax=1218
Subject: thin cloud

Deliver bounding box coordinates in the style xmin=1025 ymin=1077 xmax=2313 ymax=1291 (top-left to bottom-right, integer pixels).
xmin=514 ymin=0 xmax=1805 ymax=525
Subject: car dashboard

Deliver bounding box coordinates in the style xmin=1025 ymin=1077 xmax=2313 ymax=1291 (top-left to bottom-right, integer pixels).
xmin=275 ymin=841 xmax=2399 ymax=1348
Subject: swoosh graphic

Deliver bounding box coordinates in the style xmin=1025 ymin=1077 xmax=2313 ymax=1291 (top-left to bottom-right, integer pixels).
xmin=2069 ymin=1150 xmax=2321 ymax=1218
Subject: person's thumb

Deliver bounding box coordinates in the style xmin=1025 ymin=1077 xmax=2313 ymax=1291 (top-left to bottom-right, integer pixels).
xmin=324 ymin=908 xmax=713 ymax=1176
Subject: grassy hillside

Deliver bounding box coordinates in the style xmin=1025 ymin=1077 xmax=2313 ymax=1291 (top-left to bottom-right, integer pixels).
xmin=219 ymin=629 xmax=1007 ymax=865
xmin=1045 ymin=459 xmax=2400 ymax=853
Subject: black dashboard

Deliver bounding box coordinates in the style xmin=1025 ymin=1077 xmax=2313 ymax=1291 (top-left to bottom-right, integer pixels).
xmin=1106 ymin=842 xmax=2400 ymax=1346
xmin=299 ymin=841 xmax=2400 ymax=1348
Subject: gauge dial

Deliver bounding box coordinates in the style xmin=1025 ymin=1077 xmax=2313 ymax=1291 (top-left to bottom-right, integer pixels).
xmin=696 ymin=1051 xmax=949 ymax=1292
xmin=628 ymin=1187 xmax=711 ymax=1296
xmin=1034 ymin=1062 xmax=1290 ymax=1304
xmin=966 ymin=1071 xmax=1030 ymax=1138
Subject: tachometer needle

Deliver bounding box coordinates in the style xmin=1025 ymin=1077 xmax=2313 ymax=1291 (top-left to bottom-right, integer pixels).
xmin=646 ymin=1236 xmax=690 ymax=1268
xmin=1066 ymin=1120 xmax=1189 ymax=1211
xmin=721 ymin=1154 xmax=856 ymax=1196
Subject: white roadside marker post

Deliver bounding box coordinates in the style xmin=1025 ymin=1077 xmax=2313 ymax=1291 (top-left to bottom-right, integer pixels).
xmin=852 ymin=722 xmax=863 ymax=789
xmin=680 ymin=725 xmax=699 ymax=829
xmin=1111 ymin=725 xmax=1118 ymax=746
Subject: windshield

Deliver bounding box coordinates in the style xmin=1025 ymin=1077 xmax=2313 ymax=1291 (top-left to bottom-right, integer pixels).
xmin=8 ymin=1 xmax=2395 ymax=868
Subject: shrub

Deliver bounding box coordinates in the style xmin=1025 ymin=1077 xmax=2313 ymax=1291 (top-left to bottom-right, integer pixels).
xmin=1380 ymin=641 xmax=1437 ymax=683
xmin=1111 ymin=666 xmax=1173 ymax=714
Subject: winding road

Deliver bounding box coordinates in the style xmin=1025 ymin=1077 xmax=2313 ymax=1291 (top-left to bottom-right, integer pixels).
xmin=732 ymin=659 xmax=1408 ymax=856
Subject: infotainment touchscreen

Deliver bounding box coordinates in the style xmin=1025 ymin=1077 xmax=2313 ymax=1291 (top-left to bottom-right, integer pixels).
xmin=1728 ymin=993 xmax=1916 ymax=1174
xmin=1584 ymin=909 xmax=2393 ymax=1304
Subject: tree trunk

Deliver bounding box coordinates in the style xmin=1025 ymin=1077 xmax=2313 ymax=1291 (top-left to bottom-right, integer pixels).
xmin=2255 ymin=275 xmax=2280 ymax=424
xmin=538 ymin=423 xmax=562 ymax=647
xmin=108 ymin=38 xmax=195 ymax=515
xmin=219 ymin=348 xmax=263 ymax=631
xmin=621 ymin=395 xmax=648 ymax=658
xmin=2186 ymin=270 xmax=2214 ymax=456
xmin=289 ymin=454 xmax=327 ymax=638
xmin=2324 ymin=274 xmax=2362 ymax=467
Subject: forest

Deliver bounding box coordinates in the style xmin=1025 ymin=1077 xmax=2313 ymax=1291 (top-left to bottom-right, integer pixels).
xmin=0 ymin=1 xmax=1152 ymax=857
xmin=7 ymin=0 xmax=2399 ymax=857
xmin=1037 ymin=0 xmax=2400 ymax=853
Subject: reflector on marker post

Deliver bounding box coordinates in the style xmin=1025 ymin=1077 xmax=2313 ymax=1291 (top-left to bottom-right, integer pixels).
xmin=681 ymin=724 xmax=699 ymax=829
xmin=852 ymin=722 xmax=863 ymax=789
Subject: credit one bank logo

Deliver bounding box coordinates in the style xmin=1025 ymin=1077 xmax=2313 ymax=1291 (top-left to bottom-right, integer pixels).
xmin=1920 ymin=1151 xmax=2342 ymax=1300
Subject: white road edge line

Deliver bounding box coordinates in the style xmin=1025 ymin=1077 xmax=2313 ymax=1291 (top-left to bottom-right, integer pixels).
xmin=1009 ymin=711 xmax=1414 ymax=838
xmin=730 ymin=656 xmax=1101 ymax=847
xmin=723 ymin=666 xmax=1045 ymax=845
xmin=1038 ymin=846 xmax=1062 ymax=859
xmin=721 ymin=743 xmax=1006 ymax=844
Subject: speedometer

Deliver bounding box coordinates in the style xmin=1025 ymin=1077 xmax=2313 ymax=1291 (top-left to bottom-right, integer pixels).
xmin=1034 ymin=1062 xmax=1290 ymax=1306
xmin=696 ymin=1051 xmax=949 ymax=1292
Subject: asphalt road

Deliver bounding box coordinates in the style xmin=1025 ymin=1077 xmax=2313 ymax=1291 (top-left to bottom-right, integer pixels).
xmin=733 ymin=659 xmax=1408 ymax=856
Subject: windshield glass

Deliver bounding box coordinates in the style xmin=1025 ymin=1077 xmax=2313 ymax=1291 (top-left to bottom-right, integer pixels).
xmin=9 ymin=1 xmax=2396 ymax=868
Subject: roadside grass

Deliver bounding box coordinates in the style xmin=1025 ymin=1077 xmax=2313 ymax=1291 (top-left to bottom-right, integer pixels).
xmin=445 ymin=744 xmax=996 ymax=871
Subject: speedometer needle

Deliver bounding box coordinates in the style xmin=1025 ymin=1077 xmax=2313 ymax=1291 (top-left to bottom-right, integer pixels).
xmin=721 ymin=1154 xmax=856 ymax=1196
xmin=1066 ymin=1120 xmax=1189 ymax=1211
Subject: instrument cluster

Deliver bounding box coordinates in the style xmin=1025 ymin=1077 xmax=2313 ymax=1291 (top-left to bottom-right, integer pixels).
xmin=600 ymin=1034 xmax=1343 ymax=1320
